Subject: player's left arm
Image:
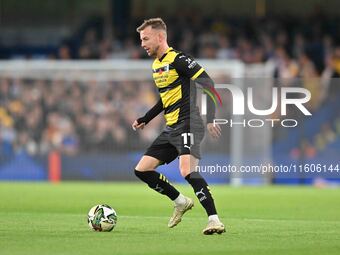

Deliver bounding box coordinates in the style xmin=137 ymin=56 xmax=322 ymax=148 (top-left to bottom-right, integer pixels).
xmin=173 ymin=53 xmax=221 ymax=138
xmin=194 ymin=71 xmax=221 ymax=139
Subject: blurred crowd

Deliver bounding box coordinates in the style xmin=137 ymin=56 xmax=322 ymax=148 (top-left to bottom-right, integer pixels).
xmin=54 ymin=11 xmax=340 ymax=69
xmin=0 ymin=78 xmax=164 ymax=157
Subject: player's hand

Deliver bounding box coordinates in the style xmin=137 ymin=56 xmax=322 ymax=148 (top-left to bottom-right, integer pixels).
xmin=132 ymin=120 xmax=145 ymax=131
xmin=207 ymin=123 xmax=221 ymax=139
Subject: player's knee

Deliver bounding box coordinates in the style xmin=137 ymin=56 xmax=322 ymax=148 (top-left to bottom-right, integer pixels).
xmin=135 ymin=156 xmax=159 ymax=171
xmin=179 ymin=165 xmax=191 ymax=177
xmin=135 ymin=160 xmax=146 ymax=171
xmin=179 ymin=160 xmax=190 ymax=177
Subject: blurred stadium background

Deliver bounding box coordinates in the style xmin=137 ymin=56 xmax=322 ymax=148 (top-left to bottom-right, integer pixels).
xmin=0 ymin=0 xmax=339 ymax=184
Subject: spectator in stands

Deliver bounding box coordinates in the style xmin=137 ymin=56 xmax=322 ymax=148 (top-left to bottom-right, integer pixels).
xmin=58 ymin=44 xmax=72 ymax=59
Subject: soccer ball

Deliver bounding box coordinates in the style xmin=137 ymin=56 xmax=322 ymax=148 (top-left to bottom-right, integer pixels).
xmin=87 ymin=204 xmax=117 ymax=232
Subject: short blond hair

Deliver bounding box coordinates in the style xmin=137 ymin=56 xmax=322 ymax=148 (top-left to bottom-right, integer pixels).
xmin=136 ymin=18 xmax=167 ymax=33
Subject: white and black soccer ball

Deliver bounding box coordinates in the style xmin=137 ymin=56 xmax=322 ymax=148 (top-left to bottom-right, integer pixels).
xmin=87 ymin=204 xmax=117 ymax=232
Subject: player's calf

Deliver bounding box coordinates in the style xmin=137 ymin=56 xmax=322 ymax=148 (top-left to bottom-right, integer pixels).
xmin=185 ymin=171 xmax=217 ymax=216
xmin=134 ymin=169 xmax=180 ymax=200
xmin=185 ymin=171 xmax=226 ymax=235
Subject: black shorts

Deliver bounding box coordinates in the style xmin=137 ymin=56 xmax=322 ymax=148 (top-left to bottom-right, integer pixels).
xmin=145 ymin=121 xmax=205 ymax=164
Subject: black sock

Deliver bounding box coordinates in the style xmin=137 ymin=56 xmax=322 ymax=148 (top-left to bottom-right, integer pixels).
xmin=134 ymin=170 xmax=180 ymax=200
xmin=185 ymin=171 xmax=217 ymax=216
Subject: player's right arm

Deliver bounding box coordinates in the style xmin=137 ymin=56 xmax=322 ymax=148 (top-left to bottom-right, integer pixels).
xmin=132 ymin=98 xmax=163 ymax=130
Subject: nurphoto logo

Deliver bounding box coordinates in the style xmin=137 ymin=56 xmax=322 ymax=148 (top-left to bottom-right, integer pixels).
xmin=201 ymin=84 xmax=312 ymax=128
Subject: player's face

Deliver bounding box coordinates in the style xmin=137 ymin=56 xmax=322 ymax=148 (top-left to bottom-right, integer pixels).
xmin=140 ymin=26 xmax=160 ymax=58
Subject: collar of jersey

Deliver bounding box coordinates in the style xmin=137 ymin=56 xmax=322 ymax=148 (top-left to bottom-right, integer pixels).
xmin=158 ymin=47 xmax=173 ymax=62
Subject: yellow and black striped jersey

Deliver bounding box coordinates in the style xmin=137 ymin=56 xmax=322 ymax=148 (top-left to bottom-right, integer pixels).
xmin=151 ymin=47 xmax=205 ymax=126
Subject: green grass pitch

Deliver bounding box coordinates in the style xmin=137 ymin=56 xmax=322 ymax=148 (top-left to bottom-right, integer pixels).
xmin=1 ymin=182 xmax=340 ymax=255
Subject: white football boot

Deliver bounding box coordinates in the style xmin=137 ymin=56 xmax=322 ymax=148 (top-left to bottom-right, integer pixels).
xmin=202 ymin=219 xmax=226 ymax=235
xmin=168 ymin=196 xmax=194 ymax=228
